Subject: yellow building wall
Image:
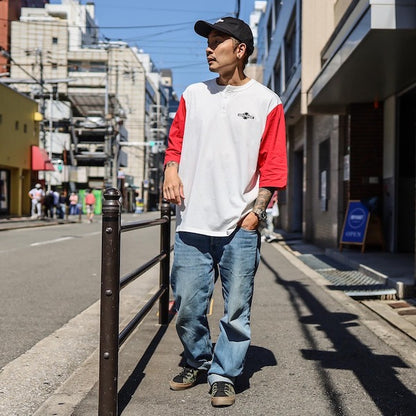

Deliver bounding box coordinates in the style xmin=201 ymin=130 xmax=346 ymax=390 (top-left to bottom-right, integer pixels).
xmin=0 ymin=83 xmax=40 ymax=216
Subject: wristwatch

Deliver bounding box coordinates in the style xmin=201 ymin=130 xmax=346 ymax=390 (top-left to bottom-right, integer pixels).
xmin=252 ymin=208 xmax=267 ymax=221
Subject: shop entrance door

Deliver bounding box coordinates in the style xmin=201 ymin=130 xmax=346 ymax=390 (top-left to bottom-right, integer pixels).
xmin=0 ymin=169 xmax=10 ymax=216
xmin=397 ymin=89 xmax=416 ymax=252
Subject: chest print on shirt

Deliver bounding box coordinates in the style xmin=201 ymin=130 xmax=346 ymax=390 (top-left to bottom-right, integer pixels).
xmin=237 ymin=112 xmax=255 ymax=120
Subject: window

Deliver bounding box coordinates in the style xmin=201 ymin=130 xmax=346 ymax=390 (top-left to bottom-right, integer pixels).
xmin=267 ymin=13 xmax=273 ymax=53
xmin=284 ymin=16 xmax=296 ymax=83
xmin=0 ymin=114 xmax=2 ymax=124
xmin=90 ymin=61 xmax=106 ymax=73
xmin=273 ymin=57 xmax=281 ymax=94
xmin=274 ymin=0 xmax=282 ymax=24
xmin=68 ymin=60 xmax=106 ymax=73
xmin=319 ymin=139 xmax=330 ymax=211
xmin=15 ymin=121 xmax=19 ymax=130
xmin=52 ymin=37 xmax=58 ymax=44
xmin=51 ymin=63 xmax=58 ymax=70
xmin=24 ymin=123 xmax=27 ymax=133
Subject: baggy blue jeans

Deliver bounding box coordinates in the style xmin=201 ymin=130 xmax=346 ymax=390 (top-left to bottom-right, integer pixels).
xmin=171 ymin=227 xmax=260 ymax=386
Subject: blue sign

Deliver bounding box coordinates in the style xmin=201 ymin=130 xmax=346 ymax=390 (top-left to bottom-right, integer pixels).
xmin=340 ymin=201 xmax=370 ymax=244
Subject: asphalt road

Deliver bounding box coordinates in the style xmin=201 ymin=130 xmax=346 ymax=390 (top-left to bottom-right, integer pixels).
xmin=0 ymin=213 xmax=166 ymax=369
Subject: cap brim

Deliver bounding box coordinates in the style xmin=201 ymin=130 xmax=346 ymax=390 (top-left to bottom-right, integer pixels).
xmin=194 ymin=20 xmax=235 ymax=39
xmin=194 ymin=20 xmax=216 ymax=38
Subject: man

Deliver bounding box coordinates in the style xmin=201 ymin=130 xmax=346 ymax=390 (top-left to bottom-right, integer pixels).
xmin=28 ymin=183 xmax=44 ymax=218
xmin=163 ymin=17 xmax=287 ymax=407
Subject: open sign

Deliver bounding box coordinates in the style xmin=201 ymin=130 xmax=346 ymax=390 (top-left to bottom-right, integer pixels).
xmin=340 ymin=201 xmax=370 ymax=245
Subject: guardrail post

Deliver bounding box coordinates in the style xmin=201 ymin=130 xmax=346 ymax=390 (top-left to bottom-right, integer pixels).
xmin=99 ymin=188 xmax=121 ymax=416
xmin=159 ymin=200 xmax=171 ymax=325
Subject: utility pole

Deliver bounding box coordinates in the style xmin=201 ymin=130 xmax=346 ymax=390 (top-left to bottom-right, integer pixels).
xmin=37 ymin=49 xmax=46 ymax=148
xmin=104 ymin=48 xmax=112 ymax=188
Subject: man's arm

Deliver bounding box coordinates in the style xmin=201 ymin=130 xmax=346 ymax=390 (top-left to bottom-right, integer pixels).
xmin=163 ymin=96 xmax=186 ymax=205
xmin=163 ymin=161 xmax=184 ymax=205
xmin=253 ymin=187 xmax=274 ymax=212
xmin=239 ymin=187 xmax=276 ymax=230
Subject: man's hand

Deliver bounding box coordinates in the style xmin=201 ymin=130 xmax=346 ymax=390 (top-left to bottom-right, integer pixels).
xmin=238 ymin=212 xmax=259 ymax=230
xmin=163 ymin=162 xmax=184 ymax=205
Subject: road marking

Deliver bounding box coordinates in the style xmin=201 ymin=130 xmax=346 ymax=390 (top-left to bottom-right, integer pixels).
xmin=30 ymin=236 xmax=74 ymax=246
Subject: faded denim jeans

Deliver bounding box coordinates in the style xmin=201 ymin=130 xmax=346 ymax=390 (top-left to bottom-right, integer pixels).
xmin=171 ymin=227 xmax=260 ymax=386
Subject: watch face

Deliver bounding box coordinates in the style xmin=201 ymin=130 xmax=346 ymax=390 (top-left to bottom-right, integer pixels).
xmin=260 ymin=211 xmax=267 ymax=221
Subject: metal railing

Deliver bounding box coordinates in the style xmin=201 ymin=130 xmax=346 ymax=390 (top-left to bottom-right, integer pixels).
xmin=98 ymin=187 xmax=172 ymax=415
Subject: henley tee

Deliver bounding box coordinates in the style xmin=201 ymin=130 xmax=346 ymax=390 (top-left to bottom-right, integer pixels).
xmin=165 ymin=78 xmax=287 ymax=236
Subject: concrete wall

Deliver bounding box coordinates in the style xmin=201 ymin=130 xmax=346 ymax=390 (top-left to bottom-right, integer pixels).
xmin=108 ymin=47 xmax=147 ymax=187
xmin=305 ymin=114 xmax=342 ymax=247
xmin=11 ymin=19 xmax=69 ymax=95
xmin=301 ymin=0 xmax=335 ymax=114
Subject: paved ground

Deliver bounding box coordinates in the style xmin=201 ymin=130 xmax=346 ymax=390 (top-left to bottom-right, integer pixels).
xmin=37 ymin=239 xmax=416 ymax=416
xmin=1 ymin=217 xmax=416 ymax=415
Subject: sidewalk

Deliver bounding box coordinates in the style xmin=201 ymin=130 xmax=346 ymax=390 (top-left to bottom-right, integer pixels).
xmin=271 ymin=230 xmax=416 ymax=343
xmin=273 ymin=230 xmax=415 ymax=298
xmin=0 ymin=216 xmax=80 ymax=231
xmin=29 ymin=238 xmax=416 ymax=415
xmin=3 ymin=218 xmax=416 ymax=414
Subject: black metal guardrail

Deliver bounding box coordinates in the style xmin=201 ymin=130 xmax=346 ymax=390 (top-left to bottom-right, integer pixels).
xmin=98 ymin=188 xmax=172 ymax=415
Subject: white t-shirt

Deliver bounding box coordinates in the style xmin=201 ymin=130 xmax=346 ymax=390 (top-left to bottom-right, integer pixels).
xmin=29 ymin=188 xmax=44 ymax=202
xmin=165 ymin=78 xmax=287 ymax=236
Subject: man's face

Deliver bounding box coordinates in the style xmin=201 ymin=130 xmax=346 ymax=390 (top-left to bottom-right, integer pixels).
xmin=206 ymin=30 xmax=239 ymax=73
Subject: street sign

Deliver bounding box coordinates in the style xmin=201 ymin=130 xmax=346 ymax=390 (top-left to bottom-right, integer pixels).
xmin=340 ymin=200 xmax=370 ymax=252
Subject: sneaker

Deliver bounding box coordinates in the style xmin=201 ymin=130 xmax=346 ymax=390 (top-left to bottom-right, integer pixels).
xmin=210 ymin=381 xmax=235 ymax=407
xmin=169 ymin=367 xmax=199 ymax=390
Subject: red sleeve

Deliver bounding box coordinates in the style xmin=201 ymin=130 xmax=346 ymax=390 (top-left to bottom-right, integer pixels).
xmin=164 ymin=96 xmax=186 ymax=166
xmin=258 ymin=104 xmax=287 ymax=189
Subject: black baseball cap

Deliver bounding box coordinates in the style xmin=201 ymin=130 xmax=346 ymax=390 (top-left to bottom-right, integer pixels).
xmin=194 ymin=17 xmax=254 ymax=56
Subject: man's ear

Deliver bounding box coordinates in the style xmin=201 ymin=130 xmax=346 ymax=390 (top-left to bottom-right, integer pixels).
xmin=237 ymin=43 xmax=247 ymax=59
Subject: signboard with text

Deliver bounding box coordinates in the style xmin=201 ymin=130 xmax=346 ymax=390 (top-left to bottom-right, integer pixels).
xmin=340 ymin=201 xmax=370 ymax=251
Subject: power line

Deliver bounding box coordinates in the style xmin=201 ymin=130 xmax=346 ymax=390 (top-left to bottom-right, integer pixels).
xmin=0 ymin=16 xmax=227 ymax=30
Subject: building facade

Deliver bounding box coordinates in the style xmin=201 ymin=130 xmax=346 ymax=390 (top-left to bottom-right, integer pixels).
xmin=0 ymin=0 xmax=47 ymax=74
xmin=5 ymin=0 xmax=172 ymax=210
xmin=256 ymin=0 xmax=416 ymax=285
xmin=0 ymin=83 xmax=41 ymax=216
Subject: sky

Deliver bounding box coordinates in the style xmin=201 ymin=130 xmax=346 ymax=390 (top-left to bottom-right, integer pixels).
xmin=52 ymin=0 xmax=258 ymax=97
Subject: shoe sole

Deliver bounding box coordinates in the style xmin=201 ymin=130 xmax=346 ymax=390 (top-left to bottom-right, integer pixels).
xmin=211 ymin=396 xmax=235 ymax=407
xmin=169 ymin=380 xmax=196 ymax=391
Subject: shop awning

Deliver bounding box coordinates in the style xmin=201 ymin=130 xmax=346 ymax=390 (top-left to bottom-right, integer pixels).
xmin=31 ymin=146 xmax=55 ymax=171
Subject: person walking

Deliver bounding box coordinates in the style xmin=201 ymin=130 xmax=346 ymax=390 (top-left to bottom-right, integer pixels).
xmin=163 ymin=17 xmax=287 ymax=407
xmin=84 ymin=189 xmax=96 ymax=223
xmin=69 ymin=192 xmax=78 ymax=215
xmin=28 ymin=183 xmax=44 ymax=218
xmin=262 ymin=191 xmax=279 ymax=242
xmin=43 ymin=191 xmax=55 ymax=218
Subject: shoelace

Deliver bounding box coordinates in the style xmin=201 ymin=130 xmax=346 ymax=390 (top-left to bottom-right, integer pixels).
xmin=212 ymin=383 xmax=232 ymax=396
xmin=180 ymin=367 xmax=195 ymax=378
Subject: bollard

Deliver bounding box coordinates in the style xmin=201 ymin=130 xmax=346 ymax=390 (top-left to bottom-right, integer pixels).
xmin=98 ymin=188 xmax=121 ymax=416
xmin=159 ymin=200 xmax=171 ymax=325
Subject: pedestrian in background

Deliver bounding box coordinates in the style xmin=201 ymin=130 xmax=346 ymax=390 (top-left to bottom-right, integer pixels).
xmin=58 ymin=191 xmax=67 ymax=219
xmin=85 ymin=189 xmax=96 ymax=223
xmin=69 ymin=192 xmax=78 ymax=215
xmin=28 ymin=183 xmax=44 ymax=218
xmin=163 ymin=17 xmax=287 ymax=407
xmin=262 ymin=191 xmax=279 ymax=242
xmin=43 ymin=191 xmax=55 ymax=218
xmin=52 ymin=189 xmax=60 ymax=218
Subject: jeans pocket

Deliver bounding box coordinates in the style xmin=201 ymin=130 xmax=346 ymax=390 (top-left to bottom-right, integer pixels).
xmin=239 ymin=226 xmax=258 ymax=234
